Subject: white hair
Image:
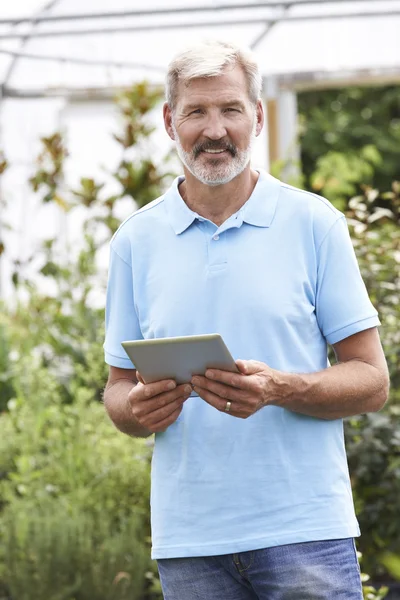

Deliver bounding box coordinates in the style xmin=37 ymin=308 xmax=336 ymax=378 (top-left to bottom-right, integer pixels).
xmin=166 ymin=39 xmax=262 ymax=110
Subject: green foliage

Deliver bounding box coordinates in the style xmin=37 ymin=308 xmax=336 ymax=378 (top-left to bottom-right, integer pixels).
xmin=114 ymin=159 xmax=168 ymax=210
xmin=0 ymin=359 xmax=154 ymax=599
xmin=381 ymin=553 xmax=400 ymax=581
xmin=72 ymin=177 xmax=105 ymax=208
xmin=4 ymin=253 xmax=107 ymax=404
xmin=0 ymin=320 xmax=15 ymax=413
xmin=362 ymin=580 xmax=389 ymax=600
xmin=0 ymin=149 xmax=8 ymax=176
xmin=113 ymin=83 xmax=163 ymax=148
xmin=4 ymin=82 xmax=171 ymax=405
xmin=0 ymin=83 xmax=172 ymax=598
xmin=344 ymin=186 xmax=400 ymax=581
xmin=29 ymin=133 xmax=69 ymax=206
xmin=0 ymin=149 xmax=8 ymax=257
xmin=310 ymin=145 xmax=382 ymax=209
xmin=359 ymin=552 xmax=389 ymax=599
xmin=2 ymin=500 xmax=147 ymax=600
xmin=269 ymin=156 xmax=305 ymax=190
xmin=347 ymin=408 xmax=400 ymax=577
xmin=299 ymin=85 xmax=400 ymax=203
xmin=346 ymin=187 xmax=400 ymax=390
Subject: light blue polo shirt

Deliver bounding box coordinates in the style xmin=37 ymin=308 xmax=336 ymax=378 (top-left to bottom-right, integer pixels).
xmin=104 ymin=170 xmax=379 ymax=559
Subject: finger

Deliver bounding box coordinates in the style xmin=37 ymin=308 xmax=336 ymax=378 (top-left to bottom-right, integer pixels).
xmin=151 ymin=405 xmax=184 ymax=433
xmin=192 ymin=385 xmax=236 ymax=415
xmin=236 ymin=359 xmax=266 ymax=375
xmin=191 ymin=376 xmax=243 ymax=402
xmin=135 ymin=379 xmax=177 ymax=401
xmin=131 ymin=384 xmax=192 ymax=416
xmin=198 ymin=369 xmax=253 ymax=391
xmin=235 ymin=360 xmax=249 ymax=374
xmin=141 ymin=398 xmax=185 ymax=430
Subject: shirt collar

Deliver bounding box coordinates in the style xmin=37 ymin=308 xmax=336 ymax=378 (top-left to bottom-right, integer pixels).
xmin=240 ymin=170 xmax=280 ymax=227
xmin=164 ymin=170 xmax=281 ymax=235
xmin=164 ymin=175 xmax=197 ymax=235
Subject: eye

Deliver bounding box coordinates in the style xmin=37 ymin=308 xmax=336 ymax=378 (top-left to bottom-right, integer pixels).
xmin=225 ymin=107 xmax=240 ymax=113
xmin=190 ymin=109 xmax=203 ymax=115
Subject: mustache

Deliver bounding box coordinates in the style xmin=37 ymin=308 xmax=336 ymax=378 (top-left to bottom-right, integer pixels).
xmin=193 ymin=140 xmax=237 ymax=159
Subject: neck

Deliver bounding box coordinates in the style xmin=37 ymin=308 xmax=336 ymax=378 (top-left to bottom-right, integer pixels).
xmin=179 ymin=166 xmax=259 ymax=226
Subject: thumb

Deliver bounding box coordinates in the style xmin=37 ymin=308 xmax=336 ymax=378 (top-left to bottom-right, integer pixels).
xmin=136 ymin=370 xmax=145 ymax=384
xmin=236 ymin=359 xmax=265 ymax=375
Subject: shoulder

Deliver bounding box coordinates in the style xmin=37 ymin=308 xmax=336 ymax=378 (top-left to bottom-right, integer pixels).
xmin=276 ymin=180 xmax=345 ymax=245
xmin=113 ymin=195 xmax=166 ymax=238
xmin=279 ymin=181 xmax=341 ymax=218
xmin=109 ymin=194 xmax=167 ymax=260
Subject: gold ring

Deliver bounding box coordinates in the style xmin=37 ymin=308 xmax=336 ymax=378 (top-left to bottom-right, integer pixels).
xmin=225 ymin=401 xmax=232 ymax=413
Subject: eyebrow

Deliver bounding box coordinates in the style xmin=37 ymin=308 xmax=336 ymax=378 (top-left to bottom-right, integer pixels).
xmin=182 ymin=100 xmax=246 ymax=113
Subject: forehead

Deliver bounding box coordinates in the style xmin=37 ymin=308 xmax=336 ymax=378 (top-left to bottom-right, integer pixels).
xmin=175 ymin=65 xmax=250 ymax=107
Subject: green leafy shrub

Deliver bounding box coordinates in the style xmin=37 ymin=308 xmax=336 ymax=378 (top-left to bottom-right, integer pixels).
xmin=299 ymin=85 xmax=400 ymax=201
xmin=347 ymin=409 xmax=400 ymax=578
xmin=0 ymin=359 xmax=155 ymax=599
xmin=0 ymin=321 xmax=15 ymax=413
xmin=310 ymin=145 xmax=382 ymax=209
xmin=1 ymin=499 xmax=147 ymax=600
xmin=345 ymin=185 xmax=400 ymax=581
xmin=0 ymin=82 xmax=170 ymax=599
xmin=359 ymin=551 xmax=389 ymax=599
xmin=346 ymin=185 xmax=400 ymax=393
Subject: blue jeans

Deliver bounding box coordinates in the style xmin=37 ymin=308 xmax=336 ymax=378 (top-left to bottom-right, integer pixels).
xmin=157 ymin=538 xmax=363 ymax=599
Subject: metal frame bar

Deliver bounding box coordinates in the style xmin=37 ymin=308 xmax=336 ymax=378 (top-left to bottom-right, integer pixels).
xmin=250 ymin=3 xmax=293 ymax=50
xmin=0 ymin=48 xmax=165 ymax=72
xmin=3 ymin=64 xmax=399 ymax=99
xmin=278 ymin=66 xmax=400 ymax=90
xmin=2 ymin=0 xmax=60 ymax=88
xmin=0 ymin=9 xmax=399 ymax=40
xmin=2 ymin=86 xmax=133 ymax=99
xmin=0 ymin=0 xmax=396 ymax=25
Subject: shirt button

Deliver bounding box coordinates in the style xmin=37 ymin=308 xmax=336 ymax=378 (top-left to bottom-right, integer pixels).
xmin=213 ymin=235 xmax=219 ymax=241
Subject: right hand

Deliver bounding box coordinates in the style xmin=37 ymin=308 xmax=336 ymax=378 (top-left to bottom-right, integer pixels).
xmin=128 ymin=373 xmax=192 ymax=433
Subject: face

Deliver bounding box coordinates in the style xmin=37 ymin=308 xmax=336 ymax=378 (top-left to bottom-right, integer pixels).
xmin=164 ymin=65 xmax=264 ymax=186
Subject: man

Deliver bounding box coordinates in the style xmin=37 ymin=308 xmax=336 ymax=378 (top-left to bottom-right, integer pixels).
xmin=103 ymin=40 xmax=389 ymax=600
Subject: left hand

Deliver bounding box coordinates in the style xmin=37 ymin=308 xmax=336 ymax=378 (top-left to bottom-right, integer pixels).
xmin=191 ymin=359 xmax=286 ymax=419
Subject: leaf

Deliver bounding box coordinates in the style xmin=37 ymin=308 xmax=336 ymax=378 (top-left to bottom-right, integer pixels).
xmin=40 ymin=261 xmax=61 ymax=278
xmin=53 ymin=194 xmax=70 ymax=212
xmin=0 ymin=158 xmax=8 ymax=174
xmin=380 ymin=553 xmax=400 ymax=580
xmin=361 ymin=144 xmax=382 ymax=166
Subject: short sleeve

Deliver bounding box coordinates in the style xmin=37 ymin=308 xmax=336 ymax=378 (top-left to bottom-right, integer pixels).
xmin=103 ymin=244 xmax=143 ymax=368
xmin=315 ymin=216 xmax=380 ymax=345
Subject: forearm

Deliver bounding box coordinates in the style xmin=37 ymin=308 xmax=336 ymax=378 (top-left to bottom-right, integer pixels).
xmin=104 ymin=378 xmax=152 ymax=438
xmin=274 ymin=360 xmax=389 ymax=420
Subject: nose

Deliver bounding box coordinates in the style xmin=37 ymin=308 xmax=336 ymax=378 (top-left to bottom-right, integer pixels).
xmin=202 ymin=113 xmax=228 ymax=140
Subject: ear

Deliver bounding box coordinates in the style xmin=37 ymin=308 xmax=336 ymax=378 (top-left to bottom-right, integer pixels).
xmin=255 ymin=99 xmax=264 ymax=137
xmin=163 ymin=102 xmax=176 ymax=141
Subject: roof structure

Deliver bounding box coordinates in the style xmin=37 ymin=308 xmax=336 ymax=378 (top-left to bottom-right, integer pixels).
xmin=0 ymin=0 xmax=399 ymax=97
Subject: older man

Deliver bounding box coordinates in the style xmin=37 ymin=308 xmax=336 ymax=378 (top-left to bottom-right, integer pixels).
xmin=103 ymin=40 xmax=389 ymax=600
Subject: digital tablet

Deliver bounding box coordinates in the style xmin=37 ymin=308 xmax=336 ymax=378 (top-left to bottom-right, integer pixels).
xmin=121 ymin=333 xmax=238 ymax=384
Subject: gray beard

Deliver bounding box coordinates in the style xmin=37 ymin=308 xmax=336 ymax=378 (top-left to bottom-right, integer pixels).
xmin=171 ymin=121 xmax=256 ymax=186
